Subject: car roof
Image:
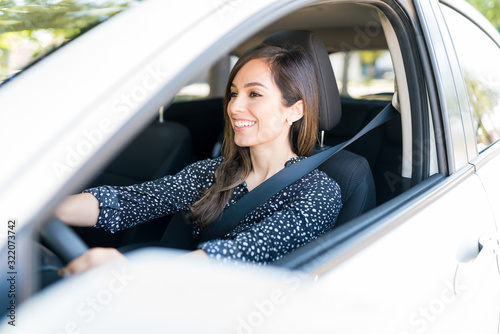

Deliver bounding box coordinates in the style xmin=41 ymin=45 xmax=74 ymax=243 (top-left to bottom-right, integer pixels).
xmin=233 ymin=3 xmax=388 ymax=55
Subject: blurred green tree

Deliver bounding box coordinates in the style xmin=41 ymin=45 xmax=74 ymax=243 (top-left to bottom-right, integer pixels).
xmin=0 ymin=0 xmax=132 ymax=34
xmin=0 ymin=0 xmax=136 ymax=83
xmin=466 ymin=0 xmax=500 ymax=31
xmin=359 ymin=50 xmax=385 ymax=82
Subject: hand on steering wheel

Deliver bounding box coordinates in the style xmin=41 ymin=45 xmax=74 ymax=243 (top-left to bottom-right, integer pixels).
xmin=40 ymin=217 xmax=124 ymax=276
xmin=60 ymin=247 xmax=125 ymax=276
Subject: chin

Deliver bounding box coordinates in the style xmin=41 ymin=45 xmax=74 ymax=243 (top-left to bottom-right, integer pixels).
xmin=234 ymin=136 xmax=256 ymax=148
xmin=234 ymin=141 xmax=252 ymax=148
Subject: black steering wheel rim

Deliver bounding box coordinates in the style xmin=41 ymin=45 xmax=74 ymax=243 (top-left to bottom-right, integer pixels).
xmin=40 ymin=217 xmax=89 ymax=264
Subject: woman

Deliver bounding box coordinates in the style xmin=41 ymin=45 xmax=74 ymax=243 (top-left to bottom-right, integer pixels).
xmin=56 ymin=44 xmax=342 ymax=275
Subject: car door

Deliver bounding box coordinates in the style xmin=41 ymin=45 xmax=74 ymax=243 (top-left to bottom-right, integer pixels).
xmin=284 ymin=1 xmax=500 ymax=333
xmin=438 ymin=2 xmax=500 ymax=233
xmin=439 ymin=0 xmax=500 ymax=324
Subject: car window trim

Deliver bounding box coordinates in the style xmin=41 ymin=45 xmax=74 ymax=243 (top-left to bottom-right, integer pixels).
xmin=440 ymin=0 xmax=500 ymax=49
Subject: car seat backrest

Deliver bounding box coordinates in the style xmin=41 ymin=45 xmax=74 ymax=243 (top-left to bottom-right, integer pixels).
xmin=164 ymin=98 xmax=224 ymax=160
xmin=88 ymin=120 xmax=193 ymax=187
xmin=263 ymin=30 xmax=376 ymax=226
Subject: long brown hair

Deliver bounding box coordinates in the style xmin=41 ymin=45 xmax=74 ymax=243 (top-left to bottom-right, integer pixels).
xmin=188 ymin=44 xmax=319 ymax=228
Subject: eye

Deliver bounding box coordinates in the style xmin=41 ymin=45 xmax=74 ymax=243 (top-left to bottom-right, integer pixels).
xmin=249 ymin=91 xmax=262 ymax=97
xmin=230 ymin=91 xmax=237 ymax=98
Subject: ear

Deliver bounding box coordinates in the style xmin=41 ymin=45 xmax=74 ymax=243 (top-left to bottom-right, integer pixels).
xmin=287 ymin=100 xmax=304 ymax=123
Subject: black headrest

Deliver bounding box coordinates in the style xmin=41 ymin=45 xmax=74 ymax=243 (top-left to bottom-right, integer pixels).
xmin=263 ymin=30 xmax=341 ymax=131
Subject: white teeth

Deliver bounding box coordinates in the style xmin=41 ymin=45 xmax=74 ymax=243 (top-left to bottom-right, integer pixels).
xmin=234 ymin=121 xmax=256 ymax=127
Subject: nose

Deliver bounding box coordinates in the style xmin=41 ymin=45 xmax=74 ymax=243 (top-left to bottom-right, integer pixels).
xmin=228 ymin=95 xmax=245 ymax=115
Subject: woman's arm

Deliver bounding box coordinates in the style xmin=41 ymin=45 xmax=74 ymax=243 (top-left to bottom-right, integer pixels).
xmin=55 ymin=193 xmax=100 ymax=227
xmin=78 ymin=157 xmax=222 ymax=233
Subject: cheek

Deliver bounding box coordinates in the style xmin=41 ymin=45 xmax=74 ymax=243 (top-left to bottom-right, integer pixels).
xmin=257 ymin=110 xmax=287 ymax=137
xmin=266 ymin=114 xmax=285 ymax=130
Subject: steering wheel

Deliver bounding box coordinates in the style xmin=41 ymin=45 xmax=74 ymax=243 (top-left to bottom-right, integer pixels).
xmin=40 ymin=217 xmax=89 ymax=264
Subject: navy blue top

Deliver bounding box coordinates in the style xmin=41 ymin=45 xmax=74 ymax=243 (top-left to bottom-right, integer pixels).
xmin=84 ymin=156 xmax=342 ymax=264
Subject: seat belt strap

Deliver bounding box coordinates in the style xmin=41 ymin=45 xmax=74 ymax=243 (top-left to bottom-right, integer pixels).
xmin=196 ymin=103 xmax=398 ymax=243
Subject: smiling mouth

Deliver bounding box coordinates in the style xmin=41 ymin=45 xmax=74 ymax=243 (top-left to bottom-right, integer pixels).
xmin=234 ymin=120 xmax=256 ymax=129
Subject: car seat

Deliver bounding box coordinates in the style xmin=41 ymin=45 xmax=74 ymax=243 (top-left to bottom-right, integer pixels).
xmin=263 ymin=30 xmax=376 ymax=226
xmin=88 ymin=110 xmax=193 ymax=187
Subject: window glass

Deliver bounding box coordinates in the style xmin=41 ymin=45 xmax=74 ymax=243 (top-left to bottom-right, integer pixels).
xmin=174 ymin=55 xmax=238 ymax=102
xmin=464 ymin=0 xmax=500 ymax=32
xmin=330 ymin=50 xmax=394 ymax=100
xmin=174 ymin=68 xmax=210 ymax=102
xmin=0 ymin=0 xmax=141 ymax=86
xmin=442 ymin=5 xmax=500 ymax=151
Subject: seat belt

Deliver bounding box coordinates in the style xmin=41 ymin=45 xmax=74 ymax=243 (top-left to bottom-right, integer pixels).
xmin=195 ymin=102 xmax=398 ymax=243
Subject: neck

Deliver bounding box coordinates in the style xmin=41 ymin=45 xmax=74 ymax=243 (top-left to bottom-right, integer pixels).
xmin=246 ymin=142 xmax=296 ymax=191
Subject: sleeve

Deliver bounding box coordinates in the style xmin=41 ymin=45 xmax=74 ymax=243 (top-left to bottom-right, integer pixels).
xmin=198 ymin=177 xmax=342 ymax=264
xmin=83 ymin=157 xmax=222 ymax=233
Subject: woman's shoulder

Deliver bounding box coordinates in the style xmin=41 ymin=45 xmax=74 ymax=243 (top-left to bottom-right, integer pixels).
xmin=187 ymin=156 xmax=225 ymax=170
xmin=297 ymin=170 xmax=342 ymax=208
xmin=184 ymin=156 xmax=224 ymax=173
xmin=307 ymin=168 xmax=340 ymax=191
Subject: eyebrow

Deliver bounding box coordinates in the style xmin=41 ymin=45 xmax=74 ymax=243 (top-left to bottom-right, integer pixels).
xmin=231 ymin=82 xmax=269 ymax=90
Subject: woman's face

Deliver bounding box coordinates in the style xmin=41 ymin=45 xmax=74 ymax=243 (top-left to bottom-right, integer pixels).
xmin=228 ymin=58 xmax=300 ymax=152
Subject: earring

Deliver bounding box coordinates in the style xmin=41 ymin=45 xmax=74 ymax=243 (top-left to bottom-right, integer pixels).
xmin=288 ymin=120 xmax=293 ymax=126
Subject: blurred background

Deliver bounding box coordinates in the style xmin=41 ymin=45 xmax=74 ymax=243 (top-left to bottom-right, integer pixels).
xmin=467 ymin=0 xmax=500 ymax=31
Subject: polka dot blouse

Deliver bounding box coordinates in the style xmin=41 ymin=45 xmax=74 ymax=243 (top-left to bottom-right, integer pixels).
xmin=83 ymin=156 xmax=342 ymax=264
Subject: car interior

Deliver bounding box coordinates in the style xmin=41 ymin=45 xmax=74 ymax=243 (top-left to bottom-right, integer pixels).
xmin=64 ymin=2 xmax=437 ymax=268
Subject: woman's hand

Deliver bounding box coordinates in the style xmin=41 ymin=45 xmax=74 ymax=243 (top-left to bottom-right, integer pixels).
xmin=58 ymin=247 xmax=208 ymax=277
xmin=59 ymin=247 xmax=125 ymax=277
